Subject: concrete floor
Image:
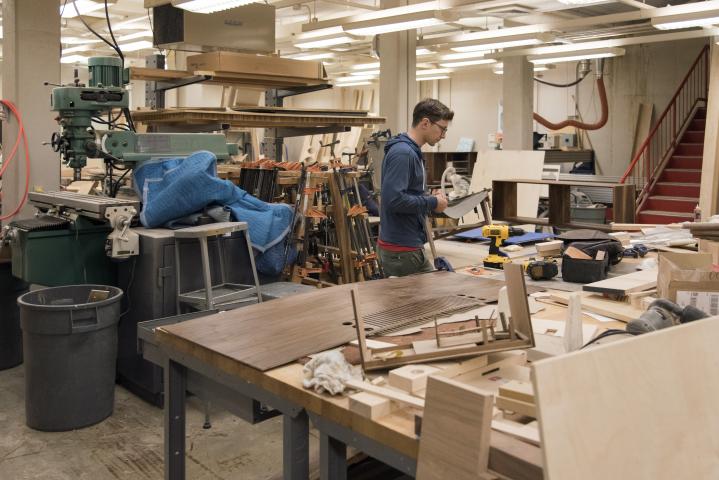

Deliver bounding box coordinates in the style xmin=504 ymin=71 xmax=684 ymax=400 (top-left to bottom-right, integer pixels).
xmin=0 ymin=364 xmax=320 ymax=480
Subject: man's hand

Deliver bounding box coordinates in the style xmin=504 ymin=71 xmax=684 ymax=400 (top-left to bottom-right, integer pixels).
xmin=433 ymin=192 xmax=448 ymax=213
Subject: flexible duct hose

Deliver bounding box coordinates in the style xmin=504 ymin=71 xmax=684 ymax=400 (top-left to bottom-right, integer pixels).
xmin=533 ymin=77 xmax=608 ymax=131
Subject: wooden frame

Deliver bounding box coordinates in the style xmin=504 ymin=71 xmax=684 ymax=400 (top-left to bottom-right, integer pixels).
xmin=350 ymin=264 xmax=535 ymax=371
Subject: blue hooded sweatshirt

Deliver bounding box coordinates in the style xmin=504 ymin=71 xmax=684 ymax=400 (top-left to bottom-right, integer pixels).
xmin=379 ymin=133 xmax=439 ymax=248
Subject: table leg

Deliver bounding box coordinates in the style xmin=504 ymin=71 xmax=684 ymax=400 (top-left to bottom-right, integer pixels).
xmin=320 ymin=432 xmax=347 ymax=480
xmin=164 ymin=359 xmax=187 ymax=480
xmin=283 ymin=410 xmax=309 ymax=480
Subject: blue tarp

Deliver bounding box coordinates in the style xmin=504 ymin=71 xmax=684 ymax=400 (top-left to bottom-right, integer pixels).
xmin=133 ymin=151 xmax=293 ymax=275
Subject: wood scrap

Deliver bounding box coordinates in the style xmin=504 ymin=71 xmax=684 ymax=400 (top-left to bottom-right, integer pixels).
xmin=498 ymin=380 xmax=535 ymax=404
xmin=348 ymin=391 xmax=394 ymax=420
xmin=344 ymin=378 xmax=424 ymax=409
xmin=547 ymin=291 xmax=643 ymax=323
xmin=582 ymin=269 xmax=657 ymax=296
xmin=496 ymin=396 xmax=536 ymax=418
xmin=416 ymin=376 xmax=494 ymax=480
xmin=388 ymin=365 xmax=441 ymax=394
xmin=564 ymin=246 xmax=592 ymax=260
xmin=535 ymin=240 xmax=563 ymax=257
xmin=491 ymin=419 xmax=540 ymax=446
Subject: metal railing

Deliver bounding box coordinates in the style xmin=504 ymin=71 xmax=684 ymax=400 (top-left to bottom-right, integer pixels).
xmin=620 ymin=45 xmax=709 ymax=210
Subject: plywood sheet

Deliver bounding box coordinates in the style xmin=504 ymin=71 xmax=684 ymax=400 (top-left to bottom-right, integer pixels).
xmin=465 ymin=150 xmax=545 ymax=225
xmin=417 ymin=376 xmax=494 ymax=480
xmin=156 ymin=272 xmax=513 ymax=371
xmin=532 ymin=317 xmax=719 ymax=480
xmin=548 ymin=291 xmax=643 ymax=323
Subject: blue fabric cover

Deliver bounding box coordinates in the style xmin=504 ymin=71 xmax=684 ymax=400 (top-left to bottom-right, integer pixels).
xmin=133 ymin=151 xmax=293 ymax=275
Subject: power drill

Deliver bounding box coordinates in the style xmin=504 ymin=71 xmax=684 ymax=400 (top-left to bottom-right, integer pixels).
xmin=626 ymin=299 xmax=708 ymax=334
xmin=523 ymin=258 xmax=559 ymax=281
xmin=482 ymin=225 xmax=524 ymax=269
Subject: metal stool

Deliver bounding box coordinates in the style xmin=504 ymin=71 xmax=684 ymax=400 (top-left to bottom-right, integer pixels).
xmin=174 ymin=222 xmax=262 ymax=312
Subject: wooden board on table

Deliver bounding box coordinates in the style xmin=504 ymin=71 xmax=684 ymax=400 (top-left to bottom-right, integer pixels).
xmin=582 ymin=269 xmax=658 ymax=296
xmin=548 ymin=291 xmax=643 ymax=323
xmin=532 ymin=316 xmax=719 ymax=480
xmin=416 ymin=376 xmax=494 ymax=480
xmin=156 ymin=272 xmax=517 ymax=371
xmin=464 ymin=150 xmax=545 ymax=226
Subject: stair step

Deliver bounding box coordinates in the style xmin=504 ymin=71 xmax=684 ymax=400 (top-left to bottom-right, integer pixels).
xmin=653 ymin=182 xmax=701 ymax=197
xmin=681 ymin=130 xmax=705 ymax=143
xmin=694 ymin=107 xmax=707 ymax=119
xmin=659 ymin=168 xmax=702 ymax=183
xmin=690 ymin=118 xmax=706 ymax=130
xmin=667 ymin=155 xmax=703 ymax=169
xmin=674 ymin=143 xmax=703 ymax=156
xmin=644 ymin=195 xmax=699 ymax=213
xmin=637 ymin=210 xmax=695 ymax=224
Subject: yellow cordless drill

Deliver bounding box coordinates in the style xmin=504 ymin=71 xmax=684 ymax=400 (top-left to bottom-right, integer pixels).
xmin=482 ymin=225 xmax=525 ymax=269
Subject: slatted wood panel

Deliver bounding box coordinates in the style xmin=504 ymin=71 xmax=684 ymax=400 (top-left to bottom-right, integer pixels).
xmin=533 ymin=317 xmax=719 ymax=480
xmin=157 ymin=272 xmax=512 ymax=371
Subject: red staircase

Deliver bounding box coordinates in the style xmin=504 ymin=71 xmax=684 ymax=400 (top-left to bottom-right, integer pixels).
xmin=620 ymin=45 xmax=709 ymax=224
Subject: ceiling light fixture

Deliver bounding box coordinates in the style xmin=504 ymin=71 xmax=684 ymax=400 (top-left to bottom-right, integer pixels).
xmin=416 ymin=68 xmax=452 ymax=76
xmin=351 ymin=70 xmax=379 ymax=76
xmin=170 ymin=0 xmax=257 ymax=14
xmin=652 ymin=11 xmax=719 ymax=30
xmin=343 ymin=10 xmax=456 ymax=36
xmin=335 ymin=81 xmax=373 ymax=87
xmin=113 ymin=16 xmax=148 ymax=31
xmin=451 ymin=37 xmax=549 ymax=53
xmin=493 ymin=64 xmax=550 ymax=75
xmin=439 ymin=59 xmax=496 ymax=68
xmin=440 ymin=51 xmax=487 ymax=61
xmin=528 ymin=47 xmax=625 ymax=65
xmin=286 ymin=52 xmax=335 ymax=61
xmin=417 ymin=75 xmax=449 ymax=81
xmin=556 ymin=0 xmax=610 ymax=5
xmin=117 ymin=40 xmax=155 ymax=52
xmin=294 ymin=32 xmax=363 ymax=49
xmin=62 ymin=0 xmax=105 ymax=19
xmin=336 ymin=74 xmax=375 ymax=82
xmin=416 ymin=48 xmax=435 ymax=56
xmin=60 ymin=55 xmax=90 ymax=64
xmin=352 ymin=62 xmax=380 ymax=70
xmin=62 ymin=36 xmax=102 ymax=45
xmin=62 ymin=45 xmax=93 ymax=54
xmin=117 ymin=31 xmax=153 ymax=42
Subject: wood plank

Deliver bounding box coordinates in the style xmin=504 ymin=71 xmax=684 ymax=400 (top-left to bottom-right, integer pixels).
xmin=582 ymin=269 xmax=657 ymax=296
xmin=388 ymin=365 xmax=441 ymax=393
xmin=344 ymin=379 xmax=425 ymax=409
xmin=157 ymin=272 xmax=514 ymax=371
xmin=548 ymin=291 xmax=643 ymax=323
xmin=416 ymin=376 xmax=494 ymax=480
xmin=532 ymin=316 xmax=719 ymax=480
xmin=349 ymin=392 xmax=394 ymax=420
xmin=496 ymin=396 xmax=536 ymax=418
xmin=498 ymin=380 xmax=534 ymax=404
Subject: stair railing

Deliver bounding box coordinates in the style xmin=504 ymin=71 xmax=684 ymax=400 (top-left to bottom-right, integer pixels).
xmin=620 ymin=45 xmax=709 ymax=211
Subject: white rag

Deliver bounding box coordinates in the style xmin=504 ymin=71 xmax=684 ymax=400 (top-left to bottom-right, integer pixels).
xmin=302 ymin=350 xmax=361 ymax=395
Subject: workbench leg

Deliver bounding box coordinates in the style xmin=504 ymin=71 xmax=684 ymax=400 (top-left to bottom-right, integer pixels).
xmin=320 ymin=433 xmax=347 ymax=480
xmin=164 ymin=359 xmax=187 ymax=480
xmin=283 ymin=411 xmax=309 ymax=480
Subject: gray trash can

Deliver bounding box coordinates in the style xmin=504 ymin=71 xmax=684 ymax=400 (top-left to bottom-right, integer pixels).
xmin=17 ymin=285 xmax=123 ymax=431
xmin=0 ymin=261 xmax=28 ymax=370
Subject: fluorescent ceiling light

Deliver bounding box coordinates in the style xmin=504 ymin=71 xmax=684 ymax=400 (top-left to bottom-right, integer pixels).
xmin=61 ymin=55 xmax=90 ymax=64
xmin=416 ymin=68 xmax=451 ymax=76
xmin=557 ymin=0 xmax=610 ymax=5
xmin=343 ymin=11 xmax=455 ymax=36
xmin=417 ymin=75 xmax=449 ymax=81
xmin=352 ymin=62 xmax=380 ymax=70
xmin=351 ymin=70 xmax=379 ymax=76
xmin=441 ymin=51 xmax=486 ymax=61
xmin=113 ymin=16 xmax=148 ymax=31
xmin=451 ymin=38 xmax=545 ymax=53
xmin=294 ymin=32 xmax=362 ymax=49
xmin=302 ymin=1 xmax=439 ymax=34
xmin=62 ymin=0 xmax=105 ymax=19
xmin=528 ymin=47 xmax=625 ymax=65
xmin=171 ymin=0 xmax=257 ymax=14
xmin=335 ymin=81 xmax=372 ymax=87
xmin=117 ymin=31 xmax=153 ymax=42
xmin=416 ymin=48 xmax=435 ymax=56
xmin=440 ymin=59 xmax=496 ymax=68
xmin=493 ymin=64 xmax=549 ymax=75
xmin=118 ymin=40 xmax=154 ymax=52
xmin=287 ymin=52 xmax=335 ymax=61
xmin=652 ymin=12 xmax=719 ymax=30
xmin=62 ymin=45 xmax=92 ymax=54
xmin=298 ymin=26 xmax=345 ymax=38
xmin=62 ymin=36 xmax=102 ymax=45
xmin=336 ymin=75 xmax=375 ymax=82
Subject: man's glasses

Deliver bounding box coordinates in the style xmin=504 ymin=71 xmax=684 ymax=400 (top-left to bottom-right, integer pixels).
xmin=430 ymin=120 xmax=448 ymax=134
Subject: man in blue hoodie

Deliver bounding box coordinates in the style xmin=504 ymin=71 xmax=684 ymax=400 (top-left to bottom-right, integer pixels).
xmin=378 ymin=99 xmax=453 ymax=277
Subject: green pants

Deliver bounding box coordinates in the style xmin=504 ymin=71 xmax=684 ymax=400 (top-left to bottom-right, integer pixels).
xmin=379 ymin=248 xmax=434 ymax=277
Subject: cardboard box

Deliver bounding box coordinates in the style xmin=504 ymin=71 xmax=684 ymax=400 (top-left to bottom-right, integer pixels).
xmin=657 ymin=252 xmax=719 ymax=313
xmin=699 ymin=239 xmax=719 ymax=266
xmin=186 ymin=51 xmax=326 ymax=80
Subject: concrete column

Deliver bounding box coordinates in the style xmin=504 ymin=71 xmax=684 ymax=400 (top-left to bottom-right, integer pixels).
xmin=502 ymin=56 xmax=533 ymax=150
xmin=700 ymin=43 xmax=719 ymax=217
xmin=1 ymin=0 xmax=60 ymax=222
xmin=378 ymin=0 xmax=416 ymax=134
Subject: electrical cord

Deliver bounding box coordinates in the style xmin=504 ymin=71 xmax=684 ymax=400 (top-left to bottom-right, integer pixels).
xmin=111 ymin=167 xmax=132 ymax=197
xmin=581 ymin=329 xmax=635 ymax=349
xmin=0 ymin=100 xmax=31 ymax=221
xmin=534 ymin=70 xmax=590 ymax=88
xmin=72 ymin=1 xmax=121 ymax=58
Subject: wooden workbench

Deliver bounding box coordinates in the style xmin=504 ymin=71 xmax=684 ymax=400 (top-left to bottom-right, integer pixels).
xmin=152 ymin=272 xmax=556 ymax=479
